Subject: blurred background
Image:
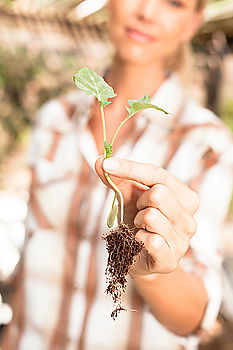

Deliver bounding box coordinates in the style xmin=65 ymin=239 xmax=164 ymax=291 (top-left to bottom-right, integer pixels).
xmin=0 ymin=0 xmax=232 ymax=347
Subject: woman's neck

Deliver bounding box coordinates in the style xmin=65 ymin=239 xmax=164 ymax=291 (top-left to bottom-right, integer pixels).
xmin=106 ymin=56 xmax=167 ymax=103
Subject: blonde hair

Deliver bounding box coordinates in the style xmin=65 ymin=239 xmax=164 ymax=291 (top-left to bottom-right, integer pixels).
xmin=197 ymin=0 xmax=207 ymax=10
xmin=171 ymin=0 xmax=207 ymax=82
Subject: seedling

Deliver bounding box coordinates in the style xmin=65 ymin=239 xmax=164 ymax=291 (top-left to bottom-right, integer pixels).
xmin=73 ymin=67 xmax=168 ymax=318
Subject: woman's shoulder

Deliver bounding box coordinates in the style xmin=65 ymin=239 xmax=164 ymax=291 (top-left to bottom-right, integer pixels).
xmin=34 ymin=90 xmax=92 ymax=133
xmin=181 ymin=98 xmax=233 ymax=160
xmin=183 ymin=98 xmax=221 ymax=126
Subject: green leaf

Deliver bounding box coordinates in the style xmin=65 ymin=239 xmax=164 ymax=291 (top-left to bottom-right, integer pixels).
xmin=104 ymin=141 xmax=113 ymax=158
xmin=126 ymin=94 xmax=169 ymax=115
xmin=73 ymin=67 xmax=117 ymax=107
xmin=107 ymin=204 xmax=118 ymax=228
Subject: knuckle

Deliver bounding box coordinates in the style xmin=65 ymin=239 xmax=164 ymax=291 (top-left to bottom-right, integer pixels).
xmin=150 ymin=184 xmax=167 ymax=205
xmin=150 ymin=234 xmax=164 ymax=252
xmin=128 ymin=161 xmax=134 ymax=176
xmin=186 ymin=217 xmax=197 ymax=237
xmin=135 ymin=228 xmax=145 ymax=242
xmin=150 ymin=166 xmax=166 ymax=186
xmin=144 ymin=208 xmax=156 ymax=230
xmin=147 ymin=236 xmax=179 ymax=273
xmin=134 ymin=212 xmax=142 ymax=228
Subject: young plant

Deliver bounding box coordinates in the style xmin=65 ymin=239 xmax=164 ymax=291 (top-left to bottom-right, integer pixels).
xmin=73 ymin=67 xmax=168 ymax=318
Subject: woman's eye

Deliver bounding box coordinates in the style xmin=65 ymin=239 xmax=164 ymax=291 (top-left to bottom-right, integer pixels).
xmin=167 ymin=0 xmax=183 ymax=8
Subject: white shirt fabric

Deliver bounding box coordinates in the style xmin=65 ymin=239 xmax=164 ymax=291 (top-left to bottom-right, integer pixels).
xmin=2 ymin=73 xmax=233 ymax=350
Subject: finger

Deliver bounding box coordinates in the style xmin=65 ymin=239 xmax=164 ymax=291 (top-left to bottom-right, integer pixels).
xmin=103 ymin=157 xmax=199 ymax=213
xmin=134 ymin=207 xmax=189 ymax=257
xmin=137 ymin=184 xmax=197 ymax=238
xmin=135 ymin=230 xmax=182 ymax=274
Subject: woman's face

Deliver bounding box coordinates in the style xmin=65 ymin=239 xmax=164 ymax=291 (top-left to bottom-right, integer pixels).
xmin=108 ymin=0 xmax=203 ymax=65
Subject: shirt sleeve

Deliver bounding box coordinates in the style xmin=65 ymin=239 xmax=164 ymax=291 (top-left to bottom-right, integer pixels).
xmin=26 ymin=98 xmax=74 ymax=167
xmin=177 ymin=147 xmax=233 ymax=348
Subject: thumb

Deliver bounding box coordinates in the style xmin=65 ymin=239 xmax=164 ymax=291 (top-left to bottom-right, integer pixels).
xmin=95 ymin=156 xmax=124 ymax=189
xmin=95 ymin=156 xmax=107 ymax=186
xmin=102 ymin=157 xmax=159 ymax=187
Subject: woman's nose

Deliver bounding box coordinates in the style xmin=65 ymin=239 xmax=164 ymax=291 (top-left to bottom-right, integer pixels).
xmin=136 ymin=0 xmax=158 ymax=23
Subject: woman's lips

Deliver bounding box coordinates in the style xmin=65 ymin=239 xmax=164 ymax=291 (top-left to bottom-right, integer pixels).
xmin=126 ymin=27 xmax=155 ymax=43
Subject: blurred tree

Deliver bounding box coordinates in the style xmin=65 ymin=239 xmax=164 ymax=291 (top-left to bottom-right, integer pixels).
xmin=0 ymin=46 xmax=80 ymax=164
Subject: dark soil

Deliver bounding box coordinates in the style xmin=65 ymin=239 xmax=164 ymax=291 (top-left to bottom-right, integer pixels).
xmin=103 ymin=222 xmax=144 ymax=319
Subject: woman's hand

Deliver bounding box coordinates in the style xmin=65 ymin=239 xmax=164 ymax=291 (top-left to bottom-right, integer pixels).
xmin=95 ymin=157 xmax=199 ymax=276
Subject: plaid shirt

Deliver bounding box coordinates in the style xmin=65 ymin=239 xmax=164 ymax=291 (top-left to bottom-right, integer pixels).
xmin=2 ymin=74 xmax=233 ymax=350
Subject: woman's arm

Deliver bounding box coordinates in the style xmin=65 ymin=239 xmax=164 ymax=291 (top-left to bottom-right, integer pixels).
xmin=133 ymin=265 xmax=207 ymax=336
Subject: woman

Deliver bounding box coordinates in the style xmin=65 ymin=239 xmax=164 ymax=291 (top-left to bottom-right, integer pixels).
xmin=2 ymin=0 xmax=233 ymax=349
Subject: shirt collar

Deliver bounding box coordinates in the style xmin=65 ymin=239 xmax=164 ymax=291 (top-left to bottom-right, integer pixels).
xmin=77 ymin=73 xmax=186 ymax=169
xmin=74 ymin=72 xmax=185 ymax=129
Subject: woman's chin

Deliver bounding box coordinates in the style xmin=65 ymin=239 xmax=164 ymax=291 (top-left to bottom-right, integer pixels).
xmin=117 ymin=46 xmax=156 ymax=65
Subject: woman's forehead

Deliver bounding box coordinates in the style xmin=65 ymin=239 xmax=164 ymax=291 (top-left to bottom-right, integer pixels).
xmin=109 ymin=0 xmax=203 ymax=10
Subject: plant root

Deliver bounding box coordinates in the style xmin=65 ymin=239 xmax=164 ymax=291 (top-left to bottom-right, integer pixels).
xmin=103 ymin=222 xmax=144 ymax=319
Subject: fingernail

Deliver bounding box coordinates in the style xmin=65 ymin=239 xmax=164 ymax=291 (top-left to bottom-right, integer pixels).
xmin=96 ymin=155 xmax=104 ymax=160
xmin=103 ymin=158 xmax=119 ymax=172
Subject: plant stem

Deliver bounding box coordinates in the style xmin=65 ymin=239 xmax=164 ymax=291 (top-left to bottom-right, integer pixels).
xmin=100 ymin=105 xmax=107 ymax=158
xmin=100 ymin=105 xmax=124 ymax=223
xmin=104 ymin=173 xmax=124 ymax=223
xmin=110 ymin=113 xmax=134 ymax=148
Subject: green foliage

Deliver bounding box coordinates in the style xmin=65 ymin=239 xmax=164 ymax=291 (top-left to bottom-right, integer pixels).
xmin=220 ymin=98 xmax=233 ymax=132
xmin=73 ymin=67 xmax=116 ymax=107
xmin=0 ymin=47 xmax=39 ymax=161
xmin=228 ymin=194 xmax=233 ymax=219
xmin=104 ymin=141 xmax=113 ymax=158
xmin=126 ymin=95 xmax=169 ymax=116
xmin=220 ymin=98 xmax=233 ymax=218
xmin=0 ymin=46 xmax=79 ymax=163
